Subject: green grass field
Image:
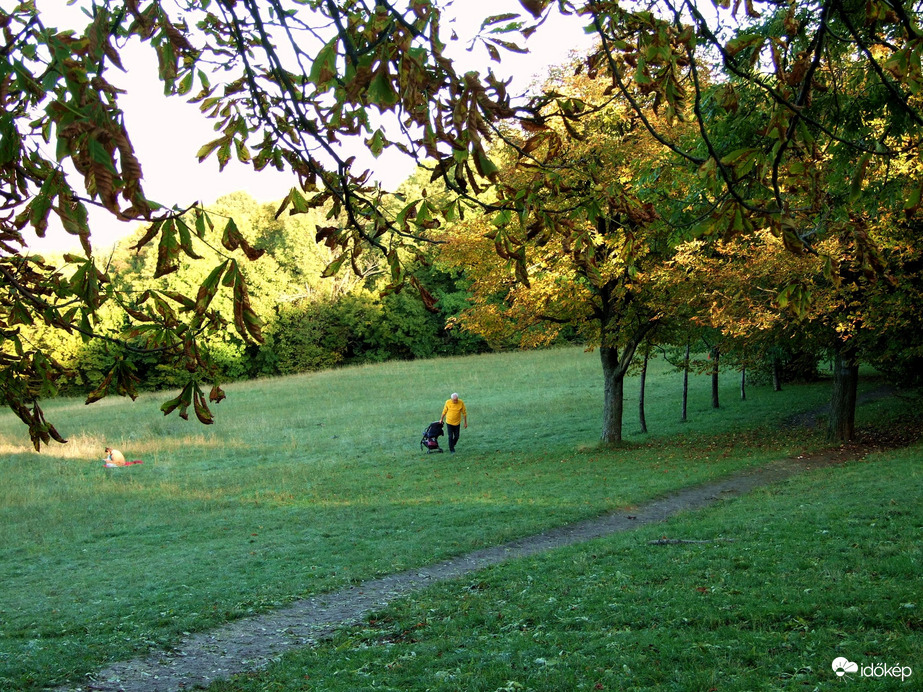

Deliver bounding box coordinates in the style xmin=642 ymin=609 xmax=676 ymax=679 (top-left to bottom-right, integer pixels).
xmin=214 ymin=445 xmax=923 ymax=692
xmin=0 ymin=347 xmax=918 ymax=689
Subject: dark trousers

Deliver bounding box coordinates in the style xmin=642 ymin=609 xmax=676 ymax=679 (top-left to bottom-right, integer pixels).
xmin=446 ymin=423 xmax=460 ymax=451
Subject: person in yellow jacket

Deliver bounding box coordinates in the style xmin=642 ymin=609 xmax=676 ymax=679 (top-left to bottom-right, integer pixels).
xmin=440 ymin=392 xmax=468 ymax=453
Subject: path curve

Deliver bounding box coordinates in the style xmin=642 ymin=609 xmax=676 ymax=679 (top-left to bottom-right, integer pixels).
xmin=59 ymin=448 xmax=865 ymax=692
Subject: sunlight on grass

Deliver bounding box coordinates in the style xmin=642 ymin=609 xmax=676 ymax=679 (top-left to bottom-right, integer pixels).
xmin=0 ymin=432 xmax=106 ymax=458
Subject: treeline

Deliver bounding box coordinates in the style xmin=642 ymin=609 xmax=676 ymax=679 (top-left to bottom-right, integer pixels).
xmin=36 ymin=191 xmax=487 ymax=395
xmin=32 ymin=187 xmax=856 ymax=400
xmin=30 ymin=184 xmax=917 ymax=414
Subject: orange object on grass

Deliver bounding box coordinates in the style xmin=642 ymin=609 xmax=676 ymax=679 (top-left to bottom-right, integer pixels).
xmin=103 ymin=447 xmax=142 ymax=467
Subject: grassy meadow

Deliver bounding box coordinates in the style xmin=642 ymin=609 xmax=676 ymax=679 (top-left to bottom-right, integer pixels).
xmin=0 ymin=346 xmax=917 ymax=689
xmin=217 ymin=443 xmax=922 ymax=692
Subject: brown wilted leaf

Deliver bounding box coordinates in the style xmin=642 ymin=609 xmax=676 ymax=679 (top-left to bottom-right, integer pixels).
xmin=222 ymin=218 xmax=265 ymax=261
xmin=519 ymin=0 xmax=550 ymax=19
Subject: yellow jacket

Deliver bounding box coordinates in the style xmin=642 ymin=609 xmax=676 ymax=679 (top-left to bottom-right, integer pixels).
xmin=441 ymin=398 xmax=467 ymax=426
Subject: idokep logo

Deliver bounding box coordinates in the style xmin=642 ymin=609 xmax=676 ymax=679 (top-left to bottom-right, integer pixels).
xmin=832 ymin=657 xmax=858 ymax=677
xmin=832 ymin=657 xmax=913 ymax=681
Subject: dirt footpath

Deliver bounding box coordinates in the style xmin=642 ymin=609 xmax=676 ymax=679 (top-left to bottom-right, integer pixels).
xmin=59 ymin=439 xmax=903 ymax=692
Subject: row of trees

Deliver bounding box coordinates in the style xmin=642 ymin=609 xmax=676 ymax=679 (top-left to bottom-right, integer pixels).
xmin=3 ymin=1 xmax=923 ymax=448
xmin=34 ymin=179 xmax=827 ymax=399
xmin=435 ymin=44 xmax=923 ymax=443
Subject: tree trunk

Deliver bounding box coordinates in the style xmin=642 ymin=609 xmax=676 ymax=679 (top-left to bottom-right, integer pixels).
xmin=827 ymin=348 xmax=859 ymax=442
xmin=598 ymin=311 xmax=654 ymax=444
xmin=639 ymin=347 xmax=649 ymax=434
xmin=681 ymin=342 xmax=689 ymax=422
xmin=772 ymin=357 xmax=782 ymax=392
xmin=740 ymin=366 xmax=746 ymax=401
xmin=711 ymin=347 xmax=720 ymax=409
xmin=601 ymin=346 xmax=626 ymax=444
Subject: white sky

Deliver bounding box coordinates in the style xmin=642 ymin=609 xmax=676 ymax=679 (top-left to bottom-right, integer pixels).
xmin=26 ymin=1 xmax=594 ymax=251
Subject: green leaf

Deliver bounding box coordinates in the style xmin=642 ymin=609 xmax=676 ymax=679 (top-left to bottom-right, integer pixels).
xmin=776 ymin=287 xmax=790 ymax=308
xmin=162 ymin=291 xmax=195 ymax=310
xmin=367 ymin=70 xmax=399 ymax=109
xmin=196 ymin=261 xmax=229 ymax=313
xmin=161 ymin=382 xmax=195 ymax=420
xmin=234 ymin=138 xmax=251 ymax=163
xmin=177 ymin=70 xmax=194 ymax=96
xmin=176 ymin=219 xmax=203 ymax=260
xmin=309 ymin=37 xmax=338 ymax=87
xmin=88 ymin=137 xmax=117 ymax=173
xmin=217 ymin=140 xmax=231 ymax=170
xmin=0 ymin=115 xmax=21 ymax=165
xmin=290 ymin=188 xmax=311 ymax=214
xmin=196 ymin=137 xmax=223 ymax=162
xmin=719 ymin=148 xmax=757 ymax=166
xmin=322 ymin=253 xmax=347 ymax=278
xmin=492 ymin=209 xmax=513 ymax=227
xmin=366 ymin=128 xmax=387 ymax=158
xmin=222 ymin=260 xmax=239 ymax=289
xmin=396 ymin=200 xmax=418 ymax=228
xmin=633 ymin=57 xmax=652 ymax=85
xmin=154 ymin=219 xmax=180 ymax=278
xmin=194 ymin=208 xmax=213 ymax=237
